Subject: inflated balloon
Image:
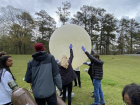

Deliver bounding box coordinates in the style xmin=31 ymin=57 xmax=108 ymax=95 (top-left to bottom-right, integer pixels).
xmin=49 ymin=24 xmax=91 ymax=69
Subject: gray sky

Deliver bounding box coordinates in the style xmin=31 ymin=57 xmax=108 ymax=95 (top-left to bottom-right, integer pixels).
xmin=0 ymin=0 xmax=140 ymax=26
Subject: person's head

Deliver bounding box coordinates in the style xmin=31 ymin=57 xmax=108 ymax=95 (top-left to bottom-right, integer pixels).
xmin=61 ymin=55 xmax=69 ymax=69
xmin=93 ymin=54 xmax=99 ymax=59
xmin=0 ymin=51 xmax=7 ymax=57
xmin=122 ymin=83 xmax=140 ymax=105
xmin=34 ymin=43 xmax=45 ymax=52
xmin=0 ymin=56 xmax=15 ymax=82
xmin=0 ymin=56 xmax=13 ymax=68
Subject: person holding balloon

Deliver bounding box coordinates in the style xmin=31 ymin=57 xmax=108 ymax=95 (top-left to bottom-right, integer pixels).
xmin=81 ymin=46 xmax=105 ymax=105
xmin=57 ymin=44 xmax=77 ymax=105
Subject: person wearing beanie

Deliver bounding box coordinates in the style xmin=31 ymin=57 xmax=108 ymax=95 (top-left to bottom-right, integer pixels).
xmin=25 ymin=43 xmax=62 ymax=105
xmin=34 ymin=43 xmax=45 ymax=52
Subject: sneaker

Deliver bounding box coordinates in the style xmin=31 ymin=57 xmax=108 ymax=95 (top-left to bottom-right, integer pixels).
xmin=73 ymin=85 xmax=77 ymax=87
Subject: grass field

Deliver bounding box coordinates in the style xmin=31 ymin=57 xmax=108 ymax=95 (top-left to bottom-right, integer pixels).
xmin=10 ymin=54 xmax=140 ymax=105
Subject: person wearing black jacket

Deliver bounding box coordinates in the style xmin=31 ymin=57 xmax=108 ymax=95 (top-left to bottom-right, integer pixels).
xmin=58 ymin=44 xmax=77 ymax=105
xmin=25 ymin=43 xmax=62 ymax=105
xmin=83 ymin=61 xmax=95 ymax=98
xmin=82 ymin=46 xmax=105 ymax=105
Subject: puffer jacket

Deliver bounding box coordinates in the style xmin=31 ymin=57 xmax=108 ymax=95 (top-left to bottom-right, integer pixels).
xmin=85 ymin=52 xmax=103 ymax=80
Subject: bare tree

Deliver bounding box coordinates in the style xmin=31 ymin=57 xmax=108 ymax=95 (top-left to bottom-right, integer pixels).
xmin=56 ymin=1 xmax=71 ymax=25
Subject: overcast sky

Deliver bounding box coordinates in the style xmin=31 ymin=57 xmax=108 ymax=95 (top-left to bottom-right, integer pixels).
xmin=0 ymin=0 xmax=140 ymax=26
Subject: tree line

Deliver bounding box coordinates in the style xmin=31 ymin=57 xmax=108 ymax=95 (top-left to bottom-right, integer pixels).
xmin=0 ymin=1 xmax=140 ymax=55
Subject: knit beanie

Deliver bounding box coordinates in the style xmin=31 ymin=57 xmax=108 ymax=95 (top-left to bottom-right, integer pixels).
xmin=34 ymin=43 xmax=45 ymax=52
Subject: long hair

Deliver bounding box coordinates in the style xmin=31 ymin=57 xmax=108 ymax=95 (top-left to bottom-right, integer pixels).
xmin=0 ymin=56 xmax=15 ymax=82
xmin=61 ymin=55 xmax=69 ymax=69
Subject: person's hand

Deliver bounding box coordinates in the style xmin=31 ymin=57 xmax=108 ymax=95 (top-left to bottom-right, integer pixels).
xmin=81 ymin=46 xmax=86 ymax=52
xmin=83 ymin=62 xmax=91 ymax=65
xmin=83 ymin=62 xmax=87 ymax=65
xmin=87 ymin=62 xmax=91 ymax=65
xmin=55 ymin=59 xmax=59 ymax=62
xmin=69 ymin=44 xmax=73 ymax=49
xmin=60 ymin=90 xmax=63 ymax=96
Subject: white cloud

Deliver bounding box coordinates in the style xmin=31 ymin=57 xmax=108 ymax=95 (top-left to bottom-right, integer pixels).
xmin=0 ymin=0 xmax=140 ymax=26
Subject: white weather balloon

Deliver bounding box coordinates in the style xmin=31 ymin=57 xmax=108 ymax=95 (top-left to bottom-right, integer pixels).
xmin=49 ymin=24 xmax=91 ymax=69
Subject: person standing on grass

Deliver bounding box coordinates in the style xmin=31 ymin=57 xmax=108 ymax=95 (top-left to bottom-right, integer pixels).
xmin=57 ymin=44 xmax=77 ymax=105
xmin=25 ymin=43 xmax=63 ymax=105
xmin=83 ymin=48 xmax=95 ymax=98
xmin=73 ymin=67 xmax=81 ymax=88
xmin=83 ymin=61 xmax=95 ymax=98
xmin=81 ymin=46 xmax=105 ymax=105
xmin=0 ymin=56 xmax=15 ymax=105
xmin=0 ymin=51 xmax=7 ymax=67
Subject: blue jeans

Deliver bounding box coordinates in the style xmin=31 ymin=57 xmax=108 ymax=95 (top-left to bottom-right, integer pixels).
xmin=93 ymin=79 xmax=105 ymax=105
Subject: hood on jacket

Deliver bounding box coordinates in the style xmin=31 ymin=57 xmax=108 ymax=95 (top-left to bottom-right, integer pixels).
xmin=32 ymin=51 xmax=48 ymax=61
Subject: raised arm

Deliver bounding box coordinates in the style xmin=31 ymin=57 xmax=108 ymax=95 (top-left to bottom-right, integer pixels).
xmin=85 ymin=51 xmax=103 ymax=64
xmin=68 ymin=44 xmax=74 ymax=64
xmin=81 ymin=46 xmax=103 ymax=65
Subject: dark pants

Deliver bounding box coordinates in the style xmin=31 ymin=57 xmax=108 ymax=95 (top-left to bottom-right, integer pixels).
xmin=90 ymin=75 xmax=93 ymax=85
xmin=4 ymin=102 xmax=13 ymax=105
xmin=62 ymin=82 xmax=72 ymax=105
xmin=74 ymin=71 xmax=81 ymax=87
xmin=35 ymin=93 xmax=57 ymax=105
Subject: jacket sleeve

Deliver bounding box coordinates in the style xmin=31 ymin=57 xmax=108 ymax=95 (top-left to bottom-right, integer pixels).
xmin=2 ymin=71 xmax=13 ymax=95
xmin=68 ymin=49 xmax=74 ymax=64
xmin=85 ymin=51 xmax=103 ymax=65
xmin=51 ymin=56 xmax=62 ymax=91
xmin=25 ymin=60 xmax=32 ymax=83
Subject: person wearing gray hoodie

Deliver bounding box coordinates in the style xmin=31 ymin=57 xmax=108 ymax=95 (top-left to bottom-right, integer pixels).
xmin=25 ymin=43 xmax=62 ymax=105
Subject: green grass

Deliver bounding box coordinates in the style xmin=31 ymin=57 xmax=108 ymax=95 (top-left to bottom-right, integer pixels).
xmin=10 ymin=54 xmax=140 ymax=105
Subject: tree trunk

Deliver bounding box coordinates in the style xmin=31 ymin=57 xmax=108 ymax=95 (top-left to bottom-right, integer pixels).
xmin=130 ymin=32 xmax=133 ymax=53
xmin=24 ymin=44 xmax=26 ymax=54
xmin=96 ymin=44 xmax=98 ymax=54
xmin=19 ymin=45 xmax=22 ymax=54
xmin=106 ymin=36 xmax=109 ymax=55
xmin=100 ymin=29 xmax=102 ymax=54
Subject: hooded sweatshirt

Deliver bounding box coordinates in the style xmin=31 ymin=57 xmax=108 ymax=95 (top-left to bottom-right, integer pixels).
xmin=25 ymin=51 xmax=62 ymax=98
